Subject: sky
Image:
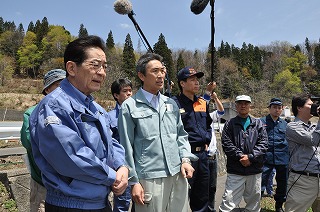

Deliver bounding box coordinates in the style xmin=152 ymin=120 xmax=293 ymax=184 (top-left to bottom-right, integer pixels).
xmin=2 ymin=0 xmax=320 ymax=51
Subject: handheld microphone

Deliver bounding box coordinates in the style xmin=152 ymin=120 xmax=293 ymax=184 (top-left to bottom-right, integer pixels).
xmin=190 ymin=0 xmax=210 ymax=15
xmin=114 ymin=0 xmax=132 ymax=15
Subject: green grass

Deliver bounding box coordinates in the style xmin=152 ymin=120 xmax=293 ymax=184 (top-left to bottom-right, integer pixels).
xmin=260 ymin=196 xmax=313 ymax=212
xmin=0 ymin=182 xmax=18 ymax=211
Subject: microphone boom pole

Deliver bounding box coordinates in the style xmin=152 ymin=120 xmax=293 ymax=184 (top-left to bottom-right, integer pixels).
xmin=128 ymin=12 xmax=153 ymax=53
xmin=210 ymin=0 xmax=215 ymax=81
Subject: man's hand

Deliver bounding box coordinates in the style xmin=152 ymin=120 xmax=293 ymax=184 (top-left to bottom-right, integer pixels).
xmin=181 ymin=163 xmax=195 ymax=178
xmin=206 ymin=81 xmax=217 ymax=93
xmin=211 ymin=92 xmax=218 ymax=101
xmin=131 ymin=183 xmax=145 ymax=205
xmin=239 ymin=154 xmax=251 ymax=167
xmin=112 ymin=166 xmax=129 ymax=196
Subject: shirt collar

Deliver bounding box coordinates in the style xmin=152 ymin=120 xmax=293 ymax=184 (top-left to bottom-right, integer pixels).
xmin=60 ymin=78 xmax=95 ymax=110
xmin=141 ymin=88 xmax=160 ymax=104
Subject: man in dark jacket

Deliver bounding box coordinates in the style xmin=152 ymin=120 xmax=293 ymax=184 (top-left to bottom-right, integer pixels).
xmin=219 ymin=95 xmax=268 ymax=212
xmin=261 ymin=98 xmax=288 ymax=212
xmin=172 ymin=67 xmax=213 ymax=212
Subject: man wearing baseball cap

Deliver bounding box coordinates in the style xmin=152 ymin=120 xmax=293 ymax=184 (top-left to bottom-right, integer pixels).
xmin=260 ymin=98 xmax=288 ymax=212
xmin=21 ymin=69 xmax=66 ymax=212
xmin=219 ymin=95 xmax=268 ymax=212
xmin=172 ymin=66 xmax=212 ymax=212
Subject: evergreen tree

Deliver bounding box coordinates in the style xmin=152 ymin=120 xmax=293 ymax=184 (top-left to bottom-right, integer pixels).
xmin=17 ymin=23 xmax=24 ymax=34
xmin=314 ymin=43 xmax=320 ymax=72
xmin=305 ymin=37 xmax=313 ymax=66
xmin=3 ymin=21 xmax=16 ymax=31
xmin=225 ymin=42 xmax=231 ymax=58
xmin=78 ymin=24 xmax=88 ymax=38
xmin=218 ymin=40 xmax=225 ymax=57
xmin=0 ymin=17 xmax=4 ymax=34
xmin=106 ymin=30 xmax=115 ymax=50
xmin=27 ymin=21 xmax=35 ymax=32
xmin=176 ymin=52 xmax=185 ymax=71
xmin=34 ymin=18 xmax=49 ymax=47
xmin=153 ymin=33 xmax=174 ymax=92
xmin=122 ymin=33 xmax=136 ymax=80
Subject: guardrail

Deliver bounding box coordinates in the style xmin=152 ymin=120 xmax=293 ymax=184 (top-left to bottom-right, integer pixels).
xmin=0 ymin=126 xmax=21 ymax=141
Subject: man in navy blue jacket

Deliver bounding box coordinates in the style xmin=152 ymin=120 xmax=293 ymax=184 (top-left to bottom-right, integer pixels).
xmin=172 ymin=67 xmax=213 ymax=212
xmin=261 ymin=98 xmax=288 ymax=212
xmin=219 ymin=95 xmax=268 ymax=212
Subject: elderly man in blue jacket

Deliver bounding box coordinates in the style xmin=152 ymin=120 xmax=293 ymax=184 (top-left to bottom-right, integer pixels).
xmin=29 ymin=35 xmax=128 ymax=211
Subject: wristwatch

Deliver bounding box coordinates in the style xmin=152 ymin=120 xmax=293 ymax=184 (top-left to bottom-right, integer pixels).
xmin=117 ymin=164 xmax=130 ymax=173
xmin=181 ymin=158 xmax=192 ymax=165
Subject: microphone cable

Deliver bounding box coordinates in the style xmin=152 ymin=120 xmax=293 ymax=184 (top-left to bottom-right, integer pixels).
xmin=286 ymin=137 xmax=320 ymax=196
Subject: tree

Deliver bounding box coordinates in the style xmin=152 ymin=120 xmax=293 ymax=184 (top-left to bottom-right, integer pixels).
xmin=17 ymin=31 xmax=42 ymax=77
xmin=0 ymin=30 xmax=24 ymax=58
xmin=41 ymin=25 xmax=71 ymax=59
xmin=283 ymin=50 xmax=307 ymax=74
xmin=153 ymin=33 xmax=174 ymax=92
xmin=314 ymin=43 xmax=320 ymax=72
xmin=176 ymin=52 xmax=185 ymax=71
xmin=40 ymin=25 xmax=71 ymax=74
xmin=27 ymin=21 xmax=35 ymax=32
xmin=34 ymin=18 xmax=49 ymax=47
xmin=0 ymin=17 xmax=4 ymax=34
xmin=272 ymin=69 xmax=302 ymax=98
xmin=305 ymin=37 xmax=313 ymax=66
xmin=121 ymin=34 xmax=136 ymax=81
xmin=78 ymin=24 xmax=88 ymax=38
xmin=106 ymin=30 xmax=115 ymax=50
xmin=0 ymin=54 xmax=15 ymax=85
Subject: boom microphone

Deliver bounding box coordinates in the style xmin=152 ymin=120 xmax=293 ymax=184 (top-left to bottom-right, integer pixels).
xmin=114 ymin=0 xmax=133 ymax=15
xmin=190 ymin=0 xmax=210 ymax=15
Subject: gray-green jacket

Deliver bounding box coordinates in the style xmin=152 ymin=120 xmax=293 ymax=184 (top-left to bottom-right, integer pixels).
xmin=118 ymin=88 xmax=197 ymax=183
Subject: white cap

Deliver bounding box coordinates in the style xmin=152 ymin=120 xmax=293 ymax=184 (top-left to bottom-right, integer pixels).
xmin=235 ymin=95 xmax=252 ymax=103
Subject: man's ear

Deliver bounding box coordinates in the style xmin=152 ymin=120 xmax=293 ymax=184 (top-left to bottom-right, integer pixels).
xmin=137 ymin=72 xmax=145 ymax=82
xmin=66 ymin=61 xmax=76 ymax=76
xmin=114 ymin=93 xmax=119 ymax=101
xmin=180 ymin=80 xmax=185 ymax=88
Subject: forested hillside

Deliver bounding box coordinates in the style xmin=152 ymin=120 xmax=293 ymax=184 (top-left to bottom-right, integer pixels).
xmin=0 ymin=16 xmax=319 ymax=116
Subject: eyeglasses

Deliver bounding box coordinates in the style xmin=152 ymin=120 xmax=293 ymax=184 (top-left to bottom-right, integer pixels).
xmin=84 ymin=59 xmax=108 ymax=72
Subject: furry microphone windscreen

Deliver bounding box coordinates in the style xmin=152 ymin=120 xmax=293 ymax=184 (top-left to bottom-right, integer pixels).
xmin=114 ymin=0 xmax=133 ymax=15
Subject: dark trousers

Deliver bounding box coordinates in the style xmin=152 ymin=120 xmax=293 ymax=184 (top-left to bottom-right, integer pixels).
xmin=188 ymin=151 xmax=209 ymax=212
xmin=261 ymin=164 xmax=288 ymax=203
xmin=208 ymin=156 xmax=217 ymax=212
xmin=45 ymin=202 xmax=112 ymax=212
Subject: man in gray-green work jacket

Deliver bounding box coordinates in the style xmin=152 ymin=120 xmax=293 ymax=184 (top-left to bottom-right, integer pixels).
xmin=118 ymin=53 xmax=198 ymax=212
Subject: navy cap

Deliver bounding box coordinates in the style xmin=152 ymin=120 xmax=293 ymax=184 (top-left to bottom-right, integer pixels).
xmin=42 ymin=69 xmax=66 ymax=95
xmin=268 ymin=97 xmax=283 ymax=107
xmin=177 ymin=66 xmax=204 ymax=81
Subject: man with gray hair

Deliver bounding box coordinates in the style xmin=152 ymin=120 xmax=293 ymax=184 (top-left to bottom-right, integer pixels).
xmin=219 ymin=95 xmax=268 ymax=212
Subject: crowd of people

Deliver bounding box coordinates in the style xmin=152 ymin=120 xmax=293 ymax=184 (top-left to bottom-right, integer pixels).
xmin=20 ymin=35 xmax=320 ymax=212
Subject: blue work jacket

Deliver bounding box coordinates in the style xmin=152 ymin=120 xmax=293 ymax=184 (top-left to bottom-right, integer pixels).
xmin=29 ymin=79 xmax=125 ymax=210
xmin=261 ymin=114 xmax=288 ymax=165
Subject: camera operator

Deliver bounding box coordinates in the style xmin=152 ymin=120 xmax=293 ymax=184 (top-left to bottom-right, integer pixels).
xmin=285 ymin=93 xmax=320 ymax=212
